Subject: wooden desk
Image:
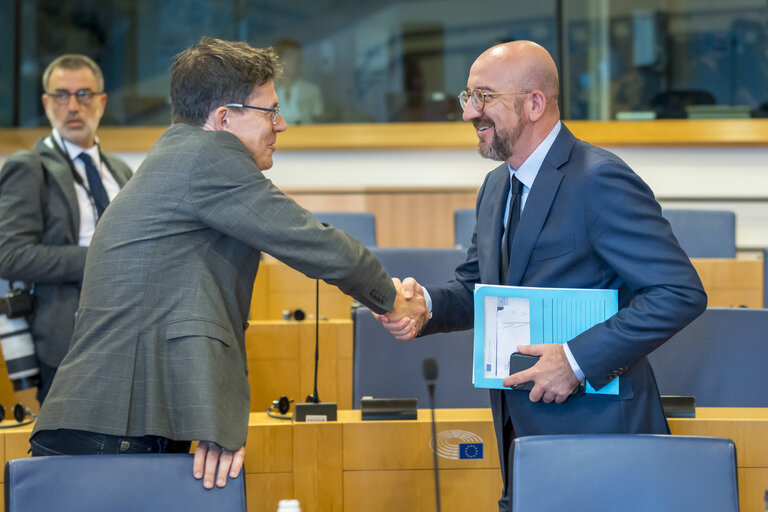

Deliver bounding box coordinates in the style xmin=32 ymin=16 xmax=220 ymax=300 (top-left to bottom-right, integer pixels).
xmin=245 ymin=320 xmax=353 ymax=412
xmin=2 ymin=408 xmax=765 ymax=512
xmin=668 ymin=408 xmax=768 ymax=512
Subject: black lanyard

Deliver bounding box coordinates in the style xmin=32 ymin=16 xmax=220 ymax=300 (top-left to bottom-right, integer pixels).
xmin=48 ymin=135 xmax=115 ymax=199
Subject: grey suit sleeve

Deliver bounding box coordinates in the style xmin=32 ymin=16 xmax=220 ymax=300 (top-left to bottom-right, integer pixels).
xmin=0 ymin=152 xmax=87 ymax=283
xmin=188 ymin=139 xmax=396 ymax=314
xmin=567 ymin=159 xmax=707 ymax=390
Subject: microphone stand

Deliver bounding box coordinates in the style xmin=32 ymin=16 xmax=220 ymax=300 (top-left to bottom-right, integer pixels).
xmin=423 ymin=358 xmax=441 ymax=512
xmin=428 ymin=381 xmax=442 ymax=512
xmin=307 ymin=278 xmax=320 ymax=403
xmin=293 ymin=279 xmax=337 ymax=422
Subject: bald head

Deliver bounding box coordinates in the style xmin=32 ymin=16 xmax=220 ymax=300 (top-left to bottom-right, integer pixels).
xmin=463 ymin=41 xmax=560 ymax=168
xmin=477 ymin=41 xmax=559 ymax=105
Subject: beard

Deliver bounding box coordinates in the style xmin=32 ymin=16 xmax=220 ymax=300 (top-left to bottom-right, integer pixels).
xmin=475 ymin=100 xmax=525 ymax=161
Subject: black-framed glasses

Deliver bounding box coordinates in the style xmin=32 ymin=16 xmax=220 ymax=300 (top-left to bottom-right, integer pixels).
xmin=458 ymin=89 xmax=530 ymax=111
xmin=224 ymin=103 xmax=281 ymax=124
xmin=46 ymin=89 xmax=104 ymax=106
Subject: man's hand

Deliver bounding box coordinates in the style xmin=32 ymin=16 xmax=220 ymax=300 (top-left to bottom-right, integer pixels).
xmin=502 ymin=343 xmax=581 ymax=404
xmin=193 ymin=441 xmax=245 ymax=489
xmin=373 ymin=277 xmax=429 ymax=341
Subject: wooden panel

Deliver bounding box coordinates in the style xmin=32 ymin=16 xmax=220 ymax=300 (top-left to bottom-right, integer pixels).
xmin=246 ymin=321 xmax=353 ymax=412
xmin=243 ymin=415 xmax=293 ymax=474
xmin=342 ymin=409 xmax=498 ymax=471
xmin=740 ymin=419 xmax=768 ymax=467
xmin=6 ymin=120 xmax=768 ymax=154
xmin=343 ymin=469 xmax=500 ymax=512
xmin=245 ymin=473 xmax=293 ymax=512
xmin=283 ymin=187 xmax=478 ymax=248
xmin=3 ymin=430 xmax=31 ymax=463
xmin=739 ymin=468 xmax=768 ymax=512
xmin=692 ymin=258 xmax=763 ymax=308
xmin=293 ymin=422 xmax=343 ymax=512
xmin=250 ymin=261 xmax=355 ymax=321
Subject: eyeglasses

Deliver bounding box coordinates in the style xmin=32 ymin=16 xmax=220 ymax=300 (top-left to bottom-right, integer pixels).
xmin=224 ymin=103 xmax=281 ymax=124
xmin=458 ymin=89 xmax=530 ymax=111
xmin=46 ymin=89 xmax=104 ymax=106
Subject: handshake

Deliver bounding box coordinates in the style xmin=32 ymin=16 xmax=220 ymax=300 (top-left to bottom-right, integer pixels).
xmin=373 ymin=277 xmax=430 ymax=341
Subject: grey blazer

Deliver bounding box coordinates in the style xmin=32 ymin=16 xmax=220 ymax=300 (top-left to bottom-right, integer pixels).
xmin=34 ymin=123 xmax=396 ymax=451
xmin=0 ymin=137 xmax=132 ymax=367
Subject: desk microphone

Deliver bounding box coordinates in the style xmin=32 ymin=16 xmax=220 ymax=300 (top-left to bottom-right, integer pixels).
xmin=293 ymin=279 xmax=337 ymax=422
xmin=423 ymin=358 xmax=441 ymax=512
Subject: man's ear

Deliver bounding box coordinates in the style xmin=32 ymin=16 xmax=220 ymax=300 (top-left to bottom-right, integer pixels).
xmin=212 ymin=106 xmax=231 ymax=131
xmin=528 ymin=90 xmax=547 ymax=122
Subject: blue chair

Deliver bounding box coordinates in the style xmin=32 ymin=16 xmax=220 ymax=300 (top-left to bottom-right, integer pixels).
xmin=353 ymin=306 xmax=489 ymax=409
xmin=354 ymin=247 xmax=483 ymax=408
xmin=662 ymin=209 xmax=736 ymax=258
xmin=649 ymin=307 xmax=768 ymax=406
xmin=369 ymin=247 xmax=466 ymax=286
xmin=764 ymin=247 xmax=767 ymax=308
xmin=4 ymin=454 xmax=246 ymax=512
xmin=512 ymin=434 xmax=738 ymax=512
xmin=313 ymin=212 xmax=377 ymax=247
xmin=454 ymin=208 xmax=475 ymax=249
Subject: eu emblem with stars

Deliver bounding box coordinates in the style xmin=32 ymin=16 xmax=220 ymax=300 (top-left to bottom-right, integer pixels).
xmin=459 ymin=442 xmax=483 ymax=459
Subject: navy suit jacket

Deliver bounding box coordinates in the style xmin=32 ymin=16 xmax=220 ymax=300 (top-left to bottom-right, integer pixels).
xmin=423 ymin=124 xmax=707 ymax=488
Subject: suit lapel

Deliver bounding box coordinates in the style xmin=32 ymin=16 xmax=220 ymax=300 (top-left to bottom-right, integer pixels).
xmin=34 ymin=137 xmax=81 ymax=237
xmin=103 ymin=154 xmax=130 ymax=187
xmin=477 ymin=165 xmax=510 ymax=285
xmin=506 ymin=125 xmax=576 ymax=285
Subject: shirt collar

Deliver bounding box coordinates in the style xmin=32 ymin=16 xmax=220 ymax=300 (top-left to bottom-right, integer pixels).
xmin=507 ymin=120 xmax=562 ymax=188
xmin=51 ymin=129 xmax=101 ymax=164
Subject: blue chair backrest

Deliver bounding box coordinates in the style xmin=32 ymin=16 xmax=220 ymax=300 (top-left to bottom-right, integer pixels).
xmin=4 ymin=454 xmax=246 ymax=512
xmin=661 ymin=209 xmax=736 ymax=258
xmin=648 ymin=307 xmax=768 ymax=406
xmin=764 ymin=248 xmax=768 ymax=308
xmin=313 ymin=211 xmax=377 ymax=247
xmin=512 ymin=434 xmax=738 ymax=512
xmin=353 ymin=306 xmax=489 ymax=409
xmin=369 ymin=247 xmax=466 ymax=287
xmin=454 ymin=208 xmax=475 ymax=249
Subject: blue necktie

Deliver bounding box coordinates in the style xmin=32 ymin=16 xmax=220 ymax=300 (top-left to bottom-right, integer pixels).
xmin=77 ymin=152 xmax=110 ymax=218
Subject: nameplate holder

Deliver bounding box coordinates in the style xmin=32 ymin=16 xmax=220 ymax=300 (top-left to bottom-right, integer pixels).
xmin=361 ymin=397 xmax=418 ymax=421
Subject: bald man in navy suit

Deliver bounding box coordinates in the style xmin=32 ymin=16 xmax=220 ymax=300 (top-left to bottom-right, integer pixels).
xmin=377 ymin=41 xmax=706 ymax=511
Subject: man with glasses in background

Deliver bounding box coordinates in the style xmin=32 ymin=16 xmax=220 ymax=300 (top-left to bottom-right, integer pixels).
xmin=376 ymin=40 xmax=706 ymax=511
xmin=31 ymin=37 xmax=415 ymax=491
xmin=0 ymin=54 xmax=132 ymax=405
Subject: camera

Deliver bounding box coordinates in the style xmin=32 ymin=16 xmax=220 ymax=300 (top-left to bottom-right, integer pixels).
xmin=0 ymin=288 xmax=39 ymax=390
xmin=0 ymin=288 xmax=34 ymax=319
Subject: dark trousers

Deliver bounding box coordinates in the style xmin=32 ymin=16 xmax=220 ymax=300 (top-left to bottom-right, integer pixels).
xmin=35 ymin=360 xmax=57 ymax=405
xmin=30 ymin=429 xmax=191 ymax=457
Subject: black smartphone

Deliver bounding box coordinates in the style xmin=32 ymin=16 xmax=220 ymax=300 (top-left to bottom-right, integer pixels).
xmin=508 ymin=352 xmax=586 ymax=396
xmin=508 ymin=352 xmax=539 ymax=391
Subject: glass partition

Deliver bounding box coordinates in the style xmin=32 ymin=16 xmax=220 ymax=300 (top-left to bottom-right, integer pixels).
xmin=5 ymin=0 xmax=768 ymax=127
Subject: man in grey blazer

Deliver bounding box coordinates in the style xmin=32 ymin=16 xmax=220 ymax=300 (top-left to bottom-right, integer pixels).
xmin=0 ymin=54 xmax=132 ymax=404
xmin=378 ymin=41 xmax=707 ymax=511
xmin=31 ymin=38 xmax=413 ymax=489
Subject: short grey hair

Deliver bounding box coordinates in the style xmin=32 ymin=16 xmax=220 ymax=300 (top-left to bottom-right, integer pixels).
xmin=42 ymin=54 xmax=104 ymax=92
